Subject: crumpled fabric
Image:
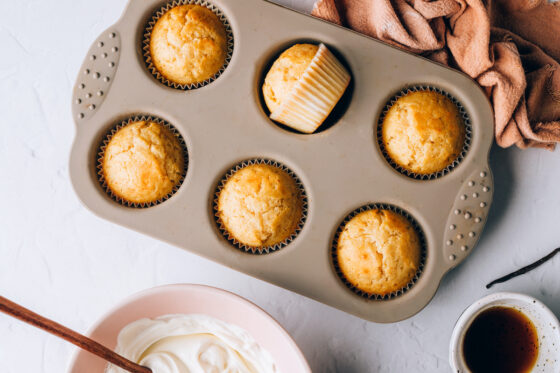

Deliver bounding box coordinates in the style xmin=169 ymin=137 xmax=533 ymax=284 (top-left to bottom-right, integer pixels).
xmin=312 ymin=0 xmax=560 ymax=149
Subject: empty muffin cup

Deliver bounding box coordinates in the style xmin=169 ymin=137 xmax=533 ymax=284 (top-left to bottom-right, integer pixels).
xmin=377 ymin=86 xmax=472 ymax=180
xmin=143 ymin=0 xmax=234 ymax=90
xmin=213 ymin=159 xmax=308 ymax=254
xmin=97 ymin=115 xmax=188 ymax=208
xmin=332 ymin=203 xmax=426 ymax=300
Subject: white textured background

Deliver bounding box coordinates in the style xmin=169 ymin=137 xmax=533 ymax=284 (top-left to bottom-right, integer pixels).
xmin=1 ymin=1 xmax=560 ymax=372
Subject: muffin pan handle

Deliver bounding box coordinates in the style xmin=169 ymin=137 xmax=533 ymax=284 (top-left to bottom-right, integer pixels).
xmin=71 ymin=29 xmax=121 ymax=124
xmin=443 ymin=168 xmax=494 ymax=267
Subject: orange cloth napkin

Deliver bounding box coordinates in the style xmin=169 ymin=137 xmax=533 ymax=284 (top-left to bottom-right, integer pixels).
xmin=312 ymin=0 xmax=560 ymax=149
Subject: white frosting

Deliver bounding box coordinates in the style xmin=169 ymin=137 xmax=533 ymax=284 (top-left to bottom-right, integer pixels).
xmin=106 ymin=314 xmax=278 ymax=373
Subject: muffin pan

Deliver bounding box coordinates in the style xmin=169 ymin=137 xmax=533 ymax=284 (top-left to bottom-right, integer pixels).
xmin=70 ymin=0 xmax=494 ymax=323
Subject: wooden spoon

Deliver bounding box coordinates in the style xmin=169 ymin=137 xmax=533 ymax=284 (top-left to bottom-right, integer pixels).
xmin=0 ymin=295 xmax=151 ymax=373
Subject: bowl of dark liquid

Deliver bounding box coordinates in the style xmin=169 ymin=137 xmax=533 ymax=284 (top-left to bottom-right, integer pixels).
xmin=449 ymin=292 xmax=560 ymax=373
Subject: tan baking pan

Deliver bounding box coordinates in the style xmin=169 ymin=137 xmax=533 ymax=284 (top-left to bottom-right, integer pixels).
xmin=69 ymin=0 xmax=494 ymax=323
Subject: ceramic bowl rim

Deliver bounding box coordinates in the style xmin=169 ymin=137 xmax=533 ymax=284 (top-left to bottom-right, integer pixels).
xmin=449 ymin=291 xmax=560 ymax=372
xmin=66 ymin=283 xmax=311 ymax=372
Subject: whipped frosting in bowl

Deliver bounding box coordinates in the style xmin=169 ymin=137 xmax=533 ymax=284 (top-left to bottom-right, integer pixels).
xmin=68 ymin=284 xmax=310 ymax=373
xmin=106 ymin=314 xmax=277 ymax=373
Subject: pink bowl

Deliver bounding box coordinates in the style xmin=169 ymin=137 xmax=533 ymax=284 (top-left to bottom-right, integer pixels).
xmin=67 ymin=284 xmax=311 ymax=372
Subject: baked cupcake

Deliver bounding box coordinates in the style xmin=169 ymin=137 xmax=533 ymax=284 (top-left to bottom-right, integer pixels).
xmin=102 ymin=120 xmax=184 ymax=205
xmin=336 ymin=209 xmax=421 ymax=296
xmin=381 ymin=90 xmax=465 ymax=175
xmin=217 ymin=163 xmax=303 ymax=249
xmin=149 ymin=4 xmax=227 ymax=86
xmin=262 ymin=43 xmax=351 ymax=133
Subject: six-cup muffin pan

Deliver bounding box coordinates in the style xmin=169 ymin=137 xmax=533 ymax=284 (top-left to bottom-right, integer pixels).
xmin=70 ymin=0 xmax=494 ymax=322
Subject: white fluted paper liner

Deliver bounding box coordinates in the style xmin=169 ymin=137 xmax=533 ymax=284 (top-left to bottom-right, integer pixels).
xmin=270 ymin=43 xmax=351 ymax=133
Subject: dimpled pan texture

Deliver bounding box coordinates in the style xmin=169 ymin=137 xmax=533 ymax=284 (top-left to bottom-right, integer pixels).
xmin=70 ymin=0 xmax=494 ymax=323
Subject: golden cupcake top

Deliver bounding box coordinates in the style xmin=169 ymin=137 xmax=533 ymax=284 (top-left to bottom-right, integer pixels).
xmin=262 ymin=43 xmax=319 ymax=113
xmin=336 ymin=209 xmax=421 ymax=296
xmin=102 ymin=120 xmax=184 ymax=205
xmin=382 ymin=90 xmax=466 ymax=175
xmin=149 ymin=4 xmax=227 ymax=86
xmin=217 ymin=164 xmax=303 ymax=249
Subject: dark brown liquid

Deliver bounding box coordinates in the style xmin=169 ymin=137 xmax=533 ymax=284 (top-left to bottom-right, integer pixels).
xmin=463 ymin=306 xmax=538 ymax=373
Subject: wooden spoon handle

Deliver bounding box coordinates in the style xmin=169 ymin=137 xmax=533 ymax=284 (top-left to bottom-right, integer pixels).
xmin=0 ymin=296 xmax=151 ymax=373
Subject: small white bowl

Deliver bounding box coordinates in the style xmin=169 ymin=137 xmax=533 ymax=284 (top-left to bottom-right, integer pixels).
xmin=449 ymin=292 xmax=560 ymax=372
xmin=67 ymin=284 xmax=310 ymax=372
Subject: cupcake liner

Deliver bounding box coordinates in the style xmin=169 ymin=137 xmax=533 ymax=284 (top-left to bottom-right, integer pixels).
xmin=331 ymin=203 xmax=427 ymax=300
xmin=377 ymin=85 xmax=472 ymax=180
xmin=270 ymin=43 xmax=351 ymax=133
xmin=213 ymin=158 xmax=308 ymax=255
xmin=97 ymin=115 xmax=189 ymax=208
xmin=142 ymin=0 xmax=234 ymax=90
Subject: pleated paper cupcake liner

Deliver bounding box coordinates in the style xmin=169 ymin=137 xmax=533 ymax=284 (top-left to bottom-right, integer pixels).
xmin=142 ymin=0 xmax=234 ymax=90
xmin=377 ymin=85 xmax=472 ymax=180
xmin=97 ymin=115 xmax=189 ymax=208
xmin=331 ymin=203 xmax=427 ymax=300
xmin=213 ymin=158 xmax=308 ymax=255
xmin=270 ymin=43 xmax=351 ymax=133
